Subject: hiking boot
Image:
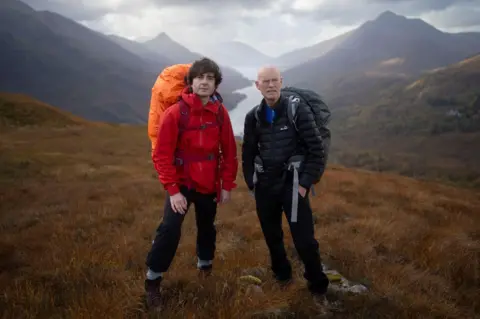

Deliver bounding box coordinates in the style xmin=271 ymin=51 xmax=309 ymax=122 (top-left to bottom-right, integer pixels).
xmin=145 ymin=278 xmax=162 ymax=311
xmin=273 ymin=273 xmax=293 ymax=289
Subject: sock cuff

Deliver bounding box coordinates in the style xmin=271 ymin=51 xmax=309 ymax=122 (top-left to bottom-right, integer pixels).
xmin=146 ymin=268 xmax=163 ymax=280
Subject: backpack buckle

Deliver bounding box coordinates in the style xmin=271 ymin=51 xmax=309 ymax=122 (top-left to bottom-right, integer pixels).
xmin=174 ymin=157 xmax=183 ymax=166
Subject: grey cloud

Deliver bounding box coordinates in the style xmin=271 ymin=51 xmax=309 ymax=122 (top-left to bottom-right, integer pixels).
xmin=150 ymin=0 xmax=273 ymax=7
xmin=18 ymin=0 xmax=480 ymax=36
xmin=445 ymin=11 xmax=480 ymax=29
xmin=20 ymin=0 xmax=275 ymax=22
xmin=21 ymin=0 xmax=111 ymax=20
xmin=367 ymin=0 xmax=477 ymax=12
xmin=286 ymin=0 xmax=480 ymax=28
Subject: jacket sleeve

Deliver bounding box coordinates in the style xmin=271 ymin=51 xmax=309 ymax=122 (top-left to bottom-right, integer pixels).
xmin=219 ymin=105 xmax=238 ymax=191
xmin=152 ymin=106 xmax=181 ymax=195
xmin=241 ymin=109 xmax=259 ymax=190
xmin=295 ymin=102 xmax=326 ymax=189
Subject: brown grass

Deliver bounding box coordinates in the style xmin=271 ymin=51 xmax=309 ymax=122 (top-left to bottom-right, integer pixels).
xmin=0 ymin=125 xmax=479 ymax=319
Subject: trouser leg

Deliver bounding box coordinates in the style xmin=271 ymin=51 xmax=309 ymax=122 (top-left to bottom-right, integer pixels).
xmin=193 ymin=190 xmax=218 ymax=262
xmin=283 ymin=185 xmax=329 ymax=295
xmin=146 ymin=187 xmax=192 ymax=273
xmin=255 ymin=187 xmax=292 ymax=280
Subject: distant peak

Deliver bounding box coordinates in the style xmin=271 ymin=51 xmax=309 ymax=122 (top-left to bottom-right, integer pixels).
xmin=154 ymin=32 xmax=170 ymax=40
xmin=144 ymin=32 xmax=174 ymax=44
xmin=375 ymin=10 xmax=405 ymax=21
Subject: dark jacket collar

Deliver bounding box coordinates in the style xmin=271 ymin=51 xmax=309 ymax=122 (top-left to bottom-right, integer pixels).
xmin=255 ymin=94 xmax=288 ymax=123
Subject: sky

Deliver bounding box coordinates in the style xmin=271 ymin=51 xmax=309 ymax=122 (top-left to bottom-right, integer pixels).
xmin=22 ymin=0 xmax=480 ymax=57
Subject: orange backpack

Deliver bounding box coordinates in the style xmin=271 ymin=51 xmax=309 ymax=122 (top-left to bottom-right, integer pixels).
xmin=148 ymin=63 xmax=191 ymax=152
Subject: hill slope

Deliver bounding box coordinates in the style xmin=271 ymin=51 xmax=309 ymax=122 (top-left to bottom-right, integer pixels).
xmin=330 ymin=54 xmax=480 ymax=187
xmin=133 ymin=33 xmax=252 ymax=93
xmin=0 ymin=93 xmax=93 ymax=128
xmin=0 ymin=124 xmax=478 ymax=318
xmin=0 ymin=0 xmax=250 ymax=124
xmin=282 ymin=11 xmax=480 ymax=101
xmin=274 ymin=30 xmax=353 ymax=69
xmin=110 ymin=33 xmax=252 ymax=107
xmin=200 ymin=41 xmax=272 ymax=67
xmin=0 ymin=0 xmax=165 ymax=123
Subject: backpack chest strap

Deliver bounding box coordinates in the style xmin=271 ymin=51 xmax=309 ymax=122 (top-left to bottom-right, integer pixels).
xmin=173 ymin=150 xmax=217 ymax=165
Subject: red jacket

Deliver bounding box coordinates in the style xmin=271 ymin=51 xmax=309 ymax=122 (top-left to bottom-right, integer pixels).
xmin=152 ymin=88 xmax=238 ymax=197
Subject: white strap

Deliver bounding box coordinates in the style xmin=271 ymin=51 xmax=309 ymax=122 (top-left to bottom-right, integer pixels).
xmin=288 ymin=161 xmax=302 ymax=223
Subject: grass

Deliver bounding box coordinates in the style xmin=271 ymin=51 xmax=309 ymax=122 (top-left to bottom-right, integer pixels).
xmin=0 ymin=93 xmax=96 ymax=128
xmin=0 ymin=125 xmax=479 ymax=319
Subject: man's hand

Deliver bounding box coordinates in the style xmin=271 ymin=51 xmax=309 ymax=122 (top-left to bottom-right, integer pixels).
xmin=219 ymin=189 xmax=231 ymax=204
xmin=298 ymin=186 xmax=307 ymax=198
xmin=170 ymin=193 xmax=188 ymax=214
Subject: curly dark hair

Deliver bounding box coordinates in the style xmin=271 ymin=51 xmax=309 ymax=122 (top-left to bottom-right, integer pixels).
xmin=185 ymin=57 xmax=223 ymax=87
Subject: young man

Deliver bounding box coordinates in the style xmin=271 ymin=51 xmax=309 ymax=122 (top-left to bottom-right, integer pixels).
xmin=145 ymin=58 xmax=238 ymax=310
xmin=241 ymin=66 xmax=330 ymax=307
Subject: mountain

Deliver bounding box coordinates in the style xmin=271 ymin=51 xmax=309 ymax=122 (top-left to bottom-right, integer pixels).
xmin=111 ymin=33 xmax=252 ymax=104
xmin=106 ymin=34 xmax=174 ymax=67
xmin=142 ymin=32 xmax=201 ymax=63
xmin=282 ymin=10 xmax=480 ymax=105
xmin=200 ymin=41 xmax=272 ymax=67
xmin=0 ymin=0 xmax=250 ymax=125
xmin=274 ymin=30 xmax=353 ymax=69
xmin=330 ymin=53 xmax=480 ymax=187
xmin=0 ymin=0 xmax=167 ymax=123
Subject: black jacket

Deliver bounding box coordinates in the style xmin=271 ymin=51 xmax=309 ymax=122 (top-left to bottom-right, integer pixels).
xmin=241 ymin=94 xmax=326 ymax=193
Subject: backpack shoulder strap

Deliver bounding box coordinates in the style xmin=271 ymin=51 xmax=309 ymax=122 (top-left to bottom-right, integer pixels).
xmin=217 ymin=104 xmax=225 ymax=127
xmin=178 ymin=98 xmax=189 ymax=134
xmin=253 ymin=104 xmax=262 ymax=129
xmin=287 ymin=95 xmax=300 ymax=132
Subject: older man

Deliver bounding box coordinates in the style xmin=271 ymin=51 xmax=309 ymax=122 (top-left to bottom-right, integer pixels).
xmin=241 ymin=66 xmax=330 ymax=306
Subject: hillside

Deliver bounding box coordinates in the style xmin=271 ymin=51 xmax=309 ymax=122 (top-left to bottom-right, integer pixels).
xmin=110 ymin=33 xmax=252 ymax=106
xmin=0 ymin=93 xmax=94 ymax=128
xmin=132 ymin=33 xmax=252 ymax=93
xmin=329 ymin=54 xmax=480 ymax=188
xmin=200 ymin=41 xmax=272 ymax=67
xmin=282 ymin=11 xmax=480 ymax=101
xmin=0 ymin=0 xmax=166 ymax=123
xmin=0 ymin=123 xmax=479 ymax=319
xmin=0 ymin=0 xmax=250 ymax=125
xmin=274 ymin=30 xmax=353 ymax=69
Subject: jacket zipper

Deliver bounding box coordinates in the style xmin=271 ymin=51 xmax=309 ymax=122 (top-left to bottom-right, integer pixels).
xmin=199 ymin=110 xmax=204 ymax=174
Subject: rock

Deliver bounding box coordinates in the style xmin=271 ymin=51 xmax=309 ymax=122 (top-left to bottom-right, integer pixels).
xmin=325 ymin=270 xmax=343 ymax=282
xmin=246 ymin=284 xmax=264 ymax=297
xmin=347 ymin=284 xmax=368 ymax=294
xmin=238 ymin=275 xmax=262 ymax=285
xmin=242 ymin=267 xmax=268 ymax=278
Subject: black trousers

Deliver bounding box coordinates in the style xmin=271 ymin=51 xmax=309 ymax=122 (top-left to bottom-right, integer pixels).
xmin=254 ymin=183 xmax=329 ymax=295
xmin=146 ymin=186 xmax=217 ymax=273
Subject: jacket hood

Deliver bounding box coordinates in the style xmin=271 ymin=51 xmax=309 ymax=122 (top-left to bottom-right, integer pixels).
xmin=180 ymin=87 xmax=223 ymax=114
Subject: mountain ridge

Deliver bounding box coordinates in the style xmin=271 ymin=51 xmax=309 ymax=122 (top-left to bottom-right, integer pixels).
xmin=0 ymin=0 xmax=251 ymax=124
